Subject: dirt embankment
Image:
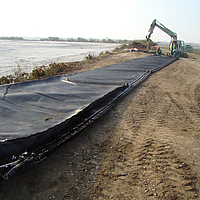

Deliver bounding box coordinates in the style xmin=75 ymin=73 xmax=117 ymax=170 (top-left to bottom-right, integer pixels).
xmin=0 ymin=50 xmax=200 ymax=200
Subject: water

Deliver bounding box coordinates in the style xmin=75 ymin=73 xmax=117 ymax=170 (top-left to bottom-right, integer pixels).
xmin=0 ymin=40 xmax=120 ymax=77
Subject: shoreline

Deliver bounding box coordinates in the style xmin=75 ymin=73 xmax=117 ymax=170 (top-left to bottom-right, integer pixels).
xmin=0 ymin=50 xmax=120 ymax=85
xmin=0 ymin=41 xmax=149 ymax=85
xmin=0 ymin=40 xmax=161 ymax=84
xmin=0 ymin=40 xmax=159 ymax=85
xmin=0 ymin=40 xmax=121 ymax=80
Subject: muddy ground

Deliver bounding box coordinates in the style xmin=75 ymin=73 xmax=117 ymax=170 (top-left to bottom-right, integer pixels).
xmin=0 ymin=49 xmax=200 ymax=200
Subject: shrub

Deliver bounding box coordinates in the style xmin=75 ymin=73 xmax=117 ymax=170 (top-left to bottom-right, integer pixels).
xmin=31 ymin=66 xmax=46 ymax=79
xmin=46 ymin=63 xmax=67 ymax=75
xmin=85 ymin=54 xmax=93 ymax=60
xmin=0 ymin=76 xmax=11 ymax=85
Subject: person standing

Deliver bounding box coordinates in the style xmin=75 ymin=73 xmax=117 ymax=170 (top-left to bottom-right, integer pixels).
xmin=170 ymin=41 xmax=175 ymax=57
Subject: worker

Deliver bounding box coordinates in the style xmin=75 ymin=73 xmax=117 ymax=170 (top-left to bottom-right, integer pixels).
xmin=173 ymin=48 xmax=180 ymax=57
xmin=156 ymin=47 xmax=162 ymax=56
xmin=170 ymin=41 xmax=175 ymax=57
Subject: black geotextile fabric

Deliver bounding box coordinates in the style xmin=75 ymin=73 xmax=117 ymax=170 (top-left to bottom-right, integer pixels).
xmin=0 ymin=55 xmax=178 ymax=178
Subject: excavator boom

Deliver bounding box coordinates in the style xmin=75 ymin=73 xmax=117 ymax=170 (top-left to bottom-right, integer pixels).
xmin=146 ymin=19 xmax=177 ymax=41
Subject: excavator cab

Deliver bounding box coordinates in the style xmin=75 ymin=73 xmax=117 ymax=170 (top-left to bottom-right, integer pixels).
xmin=169 ymin=40 xmax=189 ymax=58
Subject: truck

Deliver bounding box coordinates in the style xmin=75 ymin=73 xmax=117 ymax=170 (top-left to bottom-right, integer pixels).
xmin=146 ymin=19 xmax=193 ymax=57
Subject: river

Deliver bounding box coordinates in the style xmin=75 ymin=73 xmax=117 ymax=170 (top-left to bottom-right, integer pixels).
xmin=0 ymin=40 xmax=120 ymax=77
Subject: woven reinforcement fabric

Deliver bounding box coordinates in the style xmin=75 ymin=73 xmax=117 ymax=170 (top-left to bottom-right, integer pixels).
xmin=0 ymin=55 xmax=177 ymax=178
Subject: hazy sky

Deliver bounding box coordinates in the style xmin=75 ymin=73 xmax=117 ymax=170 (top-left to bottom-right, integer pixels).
xmin=1 ymin=0 xmax=200 ymax=43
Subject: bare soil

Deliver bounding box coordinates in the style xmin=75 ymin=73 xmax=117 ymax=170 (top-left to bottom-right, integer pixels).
xmin=0 ymin=50 xmax=200 ymax=200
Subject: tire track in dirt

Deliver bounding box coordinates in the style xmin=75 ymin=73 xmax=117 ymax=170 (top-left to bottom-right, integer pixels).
xmin=93 ymin=58 xmax=200 ymax=199
xmin=135 ymin=138 xmax=198 ymax=199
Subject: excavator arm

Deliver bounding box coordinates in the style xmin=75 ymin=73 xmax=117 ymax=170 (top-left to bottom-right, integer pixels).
xmin=146 ymin=19 xmax=177 ymax=41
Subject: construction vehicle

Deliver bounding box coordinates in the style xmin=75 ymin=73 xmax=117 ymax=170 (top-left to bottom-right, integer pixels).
xmin=146 ymin=19 xmax=193 ymax=57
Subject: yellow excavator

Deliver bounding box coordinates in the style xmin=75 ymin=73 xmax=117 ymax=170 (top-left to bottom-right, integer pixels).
xmin=146 ymin=19 xmax=193 ymax=58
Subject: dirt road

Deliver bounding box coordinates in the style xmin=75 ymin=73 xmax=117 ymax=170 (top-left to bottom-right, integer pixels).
xmin=0 ymin=51 xmax=200 ymax=199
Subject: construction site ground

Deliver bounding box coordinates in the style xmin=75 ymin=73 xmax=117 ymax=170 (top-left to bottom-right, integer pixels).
xmin=0 ymin=46 xmax=200 ymax=200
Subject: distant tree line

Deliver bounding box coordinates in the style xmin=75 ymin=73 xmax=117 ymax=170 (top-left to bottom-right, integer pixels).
xmin=0 ymin=36 xmax=24 ymax=40
xmin=40 ymin=37 xmax=132 ymax=43
xmin=0 ymin=36 xmax=133 ymax=44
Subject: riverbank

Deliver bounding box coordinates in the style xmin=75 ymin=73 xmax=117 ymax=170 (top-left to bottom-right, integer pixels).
xmin=0 ymin=46 xmax=146 ymax=85
xmin=0 ymin=49 xmax=200 ymax=199
xmin=0 ymin=40 xmax=155 ymax=84
xmin=0 ymin=40 xmax=120 ymax=79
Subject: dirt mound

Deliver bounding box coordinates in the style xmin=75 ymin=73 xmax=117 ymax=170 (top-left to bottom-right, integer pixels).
xmin=126 ymin=41 xmax=147 ymax=50
xmin=116 ymin=41 xmax=148 ymax=52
